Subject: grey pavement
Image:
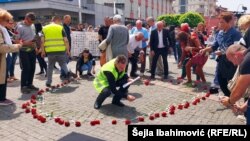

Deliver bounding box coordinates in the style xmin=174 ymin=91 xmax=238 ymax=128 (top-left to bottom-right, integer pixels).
xmin=0 ymin=55 xmax=245 ymax=141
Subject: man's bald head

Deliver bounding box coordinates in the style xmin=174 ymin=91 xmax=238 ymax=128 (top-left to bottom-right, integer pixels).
xmin=156 ymin=21 xmax=164 ymax=31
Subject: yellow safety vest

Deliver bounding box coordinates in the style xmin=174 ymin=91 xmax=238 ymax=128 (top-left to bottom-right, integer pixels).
xmin=93 ymin=59 xmax=126 ymax=93
xmin=43 ymin=23 xmax=66 ymax=53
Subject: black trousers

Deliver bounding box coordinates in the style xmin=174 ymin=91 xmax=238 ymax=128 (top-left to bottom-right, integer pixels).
xmin=95 ymin=76 xmax=129 ymax=106
xmin=36 ymin=53 xmax=47 ymax=73
xmin=128 ymin=50 xmax=139 ymax=76
xmin=19 ymin=50 xmax=36 ymax=87
xmin=151 ymin=48 xmax=169 ymax=77
xmin=0 ymin=66 xmax=7 ymax=101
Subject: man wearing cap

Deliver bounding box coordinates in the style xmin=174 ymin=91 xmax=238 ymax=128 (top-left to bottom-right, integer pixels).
xmin=106 ymin=14 xmax=129 ymax=58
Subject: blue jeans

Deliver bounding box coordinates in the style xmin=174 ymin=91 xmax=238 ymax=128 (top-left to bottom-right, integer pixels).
xmin=60 ymin=54 xmax=70 ymax=77
xmin=7 ymin=53 xmax=18 ymax=77
xmin=6 ymin=54 xmax=12 ymax=76
xmin=80 ymin=60 xmax=93 ymax=74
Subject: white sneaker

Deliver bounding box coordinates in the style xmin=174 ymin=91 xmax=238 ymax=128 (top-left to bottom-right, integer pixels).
xmin=139 ymin=72 xmax=144 ymax=77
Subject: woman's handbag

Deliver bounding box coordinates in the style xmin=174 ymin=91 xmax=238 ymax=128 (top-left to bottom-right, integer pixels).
xmin=228 ymin=66 xmax=250 ymax=98
xmin=191 ymin=53 xmax=208 ymax=66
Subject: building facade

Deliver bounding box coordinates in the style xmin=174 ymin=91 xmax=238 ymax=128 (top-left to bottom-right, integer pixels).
xmin=96 ymin=0 xmax=175 ymax=24
xmin=172 ymin=0 xmax=217 ymax=16
xmin=0 ymin=0 xmax=174 ymax=26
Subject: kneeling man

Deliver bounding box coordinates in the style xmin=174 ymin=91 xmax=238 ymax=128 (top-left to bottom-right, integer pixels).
xmin=93 ymin=55 xmax=135 ymax=109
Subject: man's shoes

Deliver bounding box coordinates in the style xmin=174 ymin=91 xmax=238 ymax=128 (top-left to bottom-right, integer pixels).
xmin=46 ymin=83 xmax=51 ymax=87
xmin=36 ymin=71 xmax=44 ymax=75
xmin=139 ymin=72 xmax=144 ymax=77
xmin=130 ymin=73 xmax=139 ymax=78
xmin=94 ymin=101 xmax=101 ymax=109
xmin=69 ymin=71 xmax=78 ymax=78
xmin=21 ymin=86 xmax=31 ymax=94
xmin=28 ymin=85 xmax=39 ymax=91
xmin=87 ymin=73 xmax=94 ymax=78
xmin=163 ymin=75 xmax=168 ymax=80
xmin=150 ymin=76 xmax=155 ymax=80
xmin=0 ymin=99 xmax=14 ymax=106
xmin=112 ymin=101 xmax=125 ymax=107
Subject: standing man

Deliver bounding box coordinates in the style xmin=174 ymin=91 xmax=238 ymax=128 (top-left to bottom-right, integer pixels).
xmin=98 ymin=17 xmax=112 ymax=66
xmin=150 ymin=21 xmax=171 ymax=80
xmin=61 ymin=15 xmax=71 ymax=78
xmin=131 ymin=20 xmax=148 ymax=76
xmin=93 ymin=55 xmax=135 ymax=109
xmin=41 ymin=16 xmax=71 ymax=87
xmin=106 ymin=14 xmax=129 ymax=58
xmin=16 ymin=12 xmax=39 ymax=94
xmin=146 ymin=17 xmax=163 ymax=74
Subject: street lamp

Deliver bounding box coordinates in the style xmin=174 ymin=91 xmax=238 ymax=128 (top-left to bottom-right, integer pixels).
xmin=78 ymin=0 xmax=82 ymax=24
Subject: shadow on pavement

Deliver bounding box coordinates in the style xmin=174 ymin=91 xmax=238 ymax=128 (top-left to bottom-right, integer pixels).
xmin=51 ymin=86 xmax=79 ymax=94
xmin=58 ymin=132 xmax=105 ymax=141
xmin=0 ymin=104 xmax=21 ymax=120
xmin=7 ymin=80 xmax=20 ymax=87
xmin=99 ymin=104 xmax=146 ymax=120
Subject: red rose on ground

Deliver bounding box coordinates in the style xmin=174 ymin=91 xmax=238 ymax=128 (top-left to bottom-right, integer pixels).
xmin=161 ymin=112 xmax=167 ymax=117
xmin=144 ymin=79 xmax=150 ymax=86
xmin=112 ymin=120 xmax=117 ymax=125
xmin=205 ymin=93 xmax=210 ymax=97
xmin=149 ymin=115 xmax=154 ymax=120
xmin=125 ymin=119 xmax=131 ymax=125
xmin=65 ymin=121 xmax=70 ymax=127
xmin=75 ymin=121 xmax=81 ymax=127
xmin=137 ymin=117 xmax=144 ymax=122
xmin=154 ymin=113 xmax=160 ymax=118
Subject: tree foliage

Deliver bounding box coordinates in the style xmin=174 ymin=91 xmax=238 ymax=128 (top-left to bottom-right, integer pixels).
xmin=178 ymin=12 xmax=205 ymax=28
xmin=157 ymin=12 xmax=204 ymax=27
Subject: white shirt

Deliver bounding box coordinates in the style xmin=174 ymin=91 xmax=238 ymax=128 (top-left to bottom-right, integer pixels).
xmin=127 ymin=34 xmax=142 ymax=54
xmin=158 ymin=30 xmax=164 ymax=48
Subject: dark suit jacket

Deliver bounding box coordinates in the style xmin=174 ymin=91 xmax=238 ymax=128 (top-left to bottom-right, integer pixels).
xmin=150 ymin=28 xmax=170 ymax=51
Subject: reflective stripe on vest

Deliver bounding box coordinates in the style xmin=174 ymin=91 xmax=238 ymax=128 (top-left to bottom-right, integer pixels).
xmin=43 ymin=23 xmax=66 ymax=53
xmin=93 ymin=59 xmax=125 ymax=93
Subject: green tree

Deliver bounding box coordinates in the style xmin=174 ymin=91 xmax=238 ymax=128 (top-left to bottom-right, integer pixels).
xmin=178 ymin=12 xmax=204 ymax=28
xmin=157 ymin=14 xmax=180 ymax=26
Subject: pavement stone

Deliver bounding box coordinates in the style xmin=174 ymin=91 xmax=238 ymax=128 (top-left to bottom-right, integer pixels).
xmin=0 ymin=55 xmax=245 ymax=141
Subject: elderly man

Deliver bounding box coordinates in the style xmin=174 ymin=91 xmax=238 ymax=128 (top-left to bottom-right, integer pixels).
xmin=127 ymin=32 xmax=144 ymax=77
xmin=221 ymin=44 xmax=250 ymax=125
xmin=106 ymin=14 xmax=129 ymax=58
xmin=131 ymin=20 xmax=148 ymax=76
xmin=93 ymin=55 xmax=135 ymax=109
xmin=150 ymin=21 xmax=171 ymax=80
xmin=146 ymin=17 xmax=164 ymax=75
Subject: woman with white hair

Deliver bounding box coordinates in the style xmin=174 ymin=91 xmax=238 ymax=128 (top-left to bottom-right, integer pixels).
xmin=238 ymin=14 xmax=250 ymax=48
xmin=0 ymin=9 xmax=22 ymax=105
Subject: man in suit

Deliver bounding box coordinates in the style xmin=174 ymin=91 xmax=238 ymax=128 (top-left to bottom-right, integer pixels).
xmin=150 ymin=21 xmax=171 ymax=80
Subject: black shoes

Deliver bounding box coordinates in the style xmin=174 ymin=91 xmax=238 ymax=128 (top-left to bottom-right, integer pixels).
xmin=94 ymin=101 xmax=101 ymax=109
xmin=36 ymin=71 xmax=44 ymax=75
xmin=46 ymin=83 xmax=51 ymax=87
xmin=28 ymin=85 xmax=39 ymax=91
xmin=112 ymin=101 xmax=125 ymax=107
xmin=21 ymin=86 xmax=31 ymax=94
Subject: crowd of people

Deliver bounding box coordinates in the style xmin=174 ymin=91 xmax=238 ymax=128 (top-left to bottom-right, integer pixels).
xmin=0 ymin=8 xmax=250 ymax=124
